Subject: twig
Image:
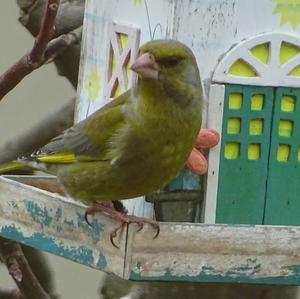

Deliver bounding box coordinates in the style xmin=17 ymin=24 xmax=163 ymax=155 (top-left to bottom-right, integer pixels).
xmin=29 ymin=0 xmax=60 ymax=66
xmin=44 ymin=25 xmax=82 ymax=62
xmin=0 ymin=0 xmax=60 ymax=101
xmin=0 ymin=237 xmax=51 ymax=299
xmin=17 ymin=0 xmax=85 ymax=87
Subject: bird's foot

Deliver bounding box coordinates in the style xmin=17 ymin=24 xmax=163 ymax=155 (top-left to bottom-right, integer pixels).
xmin=84 ymin=202 xmax=160 ymax=248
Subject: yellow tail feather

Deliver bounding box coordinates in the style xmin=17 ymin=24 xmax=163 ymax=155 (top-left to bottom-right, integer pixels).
xmin=0 ymin=162 xmax=26 ymax=174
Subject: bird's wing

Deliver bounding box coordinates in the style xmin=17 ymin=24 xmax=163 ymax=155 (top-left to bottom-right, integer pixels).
xmin=31 ymin=91 xmax=129 ymax=163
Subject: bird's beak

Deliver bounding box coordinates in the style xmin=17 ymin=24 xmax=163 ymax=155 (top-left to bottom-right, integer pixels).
xmin=130 ymin=53 xmax=159 ymax=80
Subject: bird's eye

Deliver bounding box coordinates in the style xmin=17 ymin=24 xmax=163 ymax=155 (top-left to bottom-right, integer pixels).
xmin=167 ymin=56 xmax=181 ymax=66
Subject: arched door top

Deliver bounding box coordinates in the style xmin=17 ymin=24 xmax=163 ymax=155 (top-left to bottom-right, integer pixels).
xmin=212 ymin=33 xmax=300 ymax=87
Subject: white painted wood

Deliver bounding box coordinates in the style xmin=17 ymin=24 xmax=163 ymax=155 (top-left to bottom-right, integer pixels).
xmin=0 ymin=176 xmax=126 ymax=277
xmin=213 ymin=32 xmax=300 ymax=87
xmin=171 ymin=1 xmax=300 ymax=88
xmin=126 ymin=221 xmax=300 ymax=283
xmin=202 ymin=84 xmax=225 ymax=224
xmin=104 ymin=22 xmax=140 ymax=100
xmin=77 ymin=0 xmax=177 ymax=120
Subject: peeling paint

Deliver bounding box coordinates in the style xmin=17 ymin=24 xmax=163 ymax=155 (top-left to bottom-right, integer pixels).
xmin=55 ymin=207 xmax=62 ymax=221
xmin=130 ymin=265 xmax=300 ymax=285
xmin=0 ymin=225 xmax=106 ymax=269
xmin=76 ymin=212 xmax=104 ymax=244
xmin=24 ymin=200 xmax=52 ymax=228
xmin=96 ymin=253 xmax=108 ymax=269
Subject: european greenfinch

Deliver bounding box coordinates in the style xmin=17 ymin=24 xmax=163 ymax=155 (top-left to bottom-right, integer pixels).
xmin=0 ymin=39 xmax=203 ymax=238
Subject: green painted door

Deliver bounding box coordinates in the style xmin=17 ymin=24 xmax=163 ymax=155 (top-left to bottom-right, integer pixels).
xmin=264 ymin=88 xmax=300 ymax=225
xmin=216 ymin=85 xmax=300 ymax=225
xmin=216 ymin=85 xmax=274 ymax=224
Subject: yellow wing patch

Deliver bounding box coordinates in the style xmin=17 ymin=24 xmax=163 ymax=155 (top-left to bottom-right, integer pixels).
xmin=37 ymin=153 xmax=76 ymax=164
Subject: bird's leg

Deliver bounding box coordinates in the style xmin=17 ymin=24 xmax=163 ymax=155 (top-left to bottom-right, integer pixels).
xmin=84 ymin=202 xmax=160 ymax=248
xmin=84 ymin=201 xmax=119 ymax=225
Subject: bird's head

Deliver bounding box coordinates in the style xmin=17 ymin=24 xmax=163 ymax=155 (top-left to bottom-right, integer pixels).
xmin=131 ymin=39 xmax=200 ymax=87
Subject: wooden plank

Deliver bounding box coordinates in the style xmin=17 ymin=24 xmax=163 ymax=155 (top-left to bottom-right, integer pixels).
xmin=4 ymin=175 xmax=65 ymax=195
xmin=0 ymin=176 xmax=126 ymax=278
xmin=126 ymin=223 xmax=300 ymax=285
xmin=3 ymin=176 xmax=300 ymax=285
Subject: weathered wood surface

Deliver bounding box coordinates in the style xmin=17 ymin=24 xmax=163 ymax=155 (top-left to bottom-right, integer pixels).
xmin=2 ymin=176 xmax=300 ymax=284
xmin=127 ymin=223 xmax=300 ymax=284
xmin=0 ymin=176 xmax=126 ymax=278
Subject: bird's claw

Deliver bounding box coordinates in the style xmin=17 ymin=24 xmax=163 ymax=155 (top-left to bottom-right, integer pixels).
xmin=84 ymin=202 xmax=160 ymax=248
xmin=84 ymin=210 xmax=93 ymax=226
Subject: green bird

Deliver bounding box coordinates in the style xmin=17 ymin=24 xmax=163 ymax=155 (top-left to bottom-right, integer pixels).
xmin=1 ymin=39 xmax=203 ymax=242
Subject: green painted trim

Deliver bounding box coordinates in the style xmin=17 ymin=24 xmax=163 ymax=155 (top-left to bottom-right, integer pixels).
xmin=0 ymin=225 xmax=107 ymax=271
xmin=130 ymin=268 xmax=300 ymax=285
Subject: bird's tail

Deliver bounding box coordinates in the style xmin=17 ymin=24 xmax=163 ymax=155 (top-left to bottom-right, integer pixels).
xmin=0 ymin=162 xmax=27 ymax=174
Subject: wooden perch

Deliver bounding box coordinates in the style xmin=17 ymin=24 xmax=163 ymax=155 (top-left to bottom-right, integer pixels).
xmin=2 ymin=175 xmax=300 ymax=285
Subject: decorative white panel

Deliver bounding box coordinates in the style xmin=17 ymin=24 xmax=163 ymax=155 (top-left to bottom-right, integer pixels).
xmin=213 ymin=32 xmax=300 ymax=87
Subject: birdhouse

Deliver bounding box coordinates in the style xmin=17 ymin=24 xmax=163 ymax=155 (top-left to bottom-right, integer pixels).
xmin=78 ymin=0 xmax=300 ymax=228
xmin=3 ymin=0 xmax=300 ymax=286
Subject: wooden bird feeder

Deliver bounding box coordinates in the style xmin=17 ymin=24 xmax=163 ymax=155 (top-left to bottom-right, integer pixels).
xmin=2 ymin=0 xmax=300 ymax=285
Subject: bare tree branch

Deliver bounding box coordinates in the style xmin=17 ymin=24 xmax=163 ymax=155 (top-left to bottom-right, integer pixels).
xmin=0 ymin=237 xmax=51 ymax=299
xmin=17 ymin=0 xmax=85 ymax=87
xmin=44 ymin=25 xmax=82 ymax=62
xmin=0 ymin=0 xmax=61 ymax=101
xmin=22 ymin=245 xmax=60 ymax=299
xmin=0 ymin=97 xmax=75 ymax=164
xmin=0 ymin=288 xmax=23 ymax=299
xmin=29 ymin=0 xmax=60 ymax=65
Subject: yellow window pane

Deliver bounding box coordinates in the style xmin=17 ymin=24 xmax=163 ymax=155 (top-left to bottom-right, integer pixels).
xmin=119 ymin=33 xmax=128 ymax=50
xmin=229 ymin=93 xmax=243 ymax=110
xmin=251 ymin=94 xmax=264 ymax=110
xmin=277 ymin=144 xmax=290 ymax=162
xmin=228 ymin=59 xmax=257 ymax=77
xmin=109 ymin=48 xmax=117 ymax=79
xmin=279 ymin=120 xmax=293 ymax=137
xmin=248 ymin=144 xmax=260 ymax=160
xmin=281 ymin=95 xmax=296 ymax=112
xmin=227 ymin=118 xmax=241 ymax=134
xmin=249 ymin=119 xmax=264 ymax=135
xmin=225 ymin=143 xmax=240 ymax=159
xmin=250 ymin=43 xmax=269 ymax=64
xmin=289 ymin=65 xmax=300 ymax=76
xmin=280 ymin=42 xmax=300 ymax=65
